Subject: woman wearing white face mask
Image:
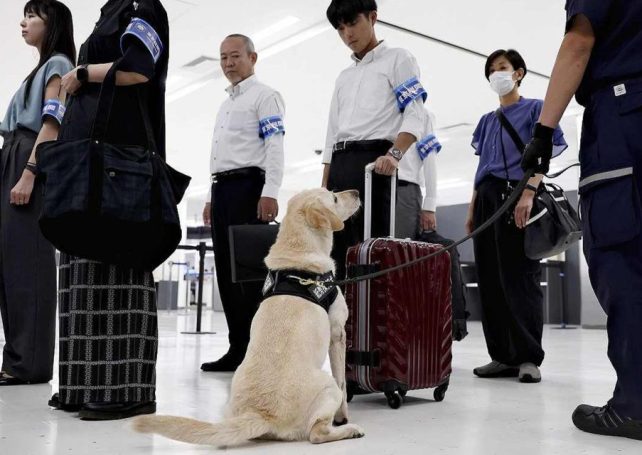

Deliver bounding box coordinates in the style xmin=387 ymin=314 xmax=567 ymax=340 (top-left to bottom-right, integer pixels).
xmin=465 ymin=49 xmax=568 ymax=384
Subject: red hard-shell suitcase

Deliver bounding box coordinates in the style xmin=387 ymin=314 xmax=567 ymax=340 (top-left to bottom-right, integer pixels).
xmin=344 ymin=164 xmax=452 ymax=408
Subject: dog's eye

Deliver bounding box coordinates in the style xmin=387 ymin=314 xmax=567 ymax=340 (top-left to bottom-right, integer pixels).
xmin=333 ymin=195 xmax=338 ymax=203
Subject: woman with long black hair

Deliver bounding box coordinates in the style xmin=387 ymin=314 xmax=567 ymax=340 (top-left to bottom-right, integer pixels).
xmin=0 ymin=0 xmax=75 ymax=386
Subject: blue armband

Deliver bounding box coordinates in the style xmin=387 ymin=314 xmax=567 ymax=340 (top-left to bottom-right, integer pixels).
xmin=259 ymin=116 xmax=285 ymax=139
xmin=120 ymin=17 xmax=164 ymax=63
xmin=416 ymin=134 xmax=441 ymax=160
xmin=394 ymin=77 xmax=427 ymax=112
xmin=41 ymin=99 xmax=66 ymax=124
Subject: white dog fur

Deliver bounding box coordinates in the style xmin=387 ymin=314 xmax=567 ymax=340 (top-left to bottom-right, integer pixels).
xmin=132 ymin=188 xmax=362 ymax=447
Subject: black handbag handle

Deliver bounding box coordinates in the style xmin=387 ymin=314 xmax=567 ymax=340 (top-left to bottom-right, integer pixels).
xmin=89 ymin=59 xmax=158 ymax=154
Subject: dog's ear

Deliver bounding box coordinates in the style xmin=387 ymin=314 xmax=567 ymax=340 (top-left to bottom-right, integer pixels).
xmin=304 ymin=199 xmax=344 ymax=231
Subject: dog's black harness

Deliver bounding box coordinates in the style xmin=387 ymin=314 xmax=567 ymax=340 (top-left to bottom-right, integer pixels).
xmin=261 ymin=269 xmax=339 ymax=313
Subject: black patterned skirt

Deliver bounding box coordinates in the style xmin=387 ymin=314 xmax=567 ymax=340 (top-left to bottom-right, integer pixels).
xmin=58 ymin=254 xmax=158 ymax=405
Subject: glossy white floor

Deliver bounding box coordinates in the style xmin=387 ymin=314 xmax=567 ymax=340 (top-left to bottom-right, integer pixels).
xmin=0 ymin=311 xmax=639 ymax=455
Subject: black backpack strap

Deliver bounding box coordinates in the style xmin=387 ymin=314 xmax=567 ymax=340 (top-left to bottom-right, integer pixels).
xmin=495 ymin=108 xmax=525 ymax=153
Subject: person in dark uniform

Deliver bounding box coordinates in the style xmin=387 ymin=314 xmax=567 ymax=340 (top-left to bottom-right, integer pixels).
xmin=0 ymin=0 xmax=75 ymax=386
xmin=521 ymin=1 xmax=642 ymax=440
xmin=200 ymin=34 xmax=285 ymax=372
xmin=50 ymin=0 xmax=169 ymax=420
xmin=467 ymin=49 xmax=567 ymax=384
xmin=323 ymin=0 xmax=428 ymax=281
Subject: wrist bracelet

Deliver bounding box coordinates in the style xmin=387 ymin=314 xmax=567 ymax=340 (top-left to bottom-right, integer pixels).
xmin=25 ymin=162 xmax=38 ymax=175
xmin=525 ymin=183 xmax=538 ymax=193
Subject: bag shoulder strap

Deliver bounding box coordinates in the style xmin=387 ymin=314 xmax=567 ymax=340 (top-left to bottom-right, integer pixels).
xmin=494 ymin=108 xmax=525 ymax=153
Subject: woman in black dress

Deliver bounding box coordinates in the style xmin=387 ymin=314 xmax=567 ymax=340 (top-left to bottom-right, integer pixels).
xmin=52 ymin=0 xmax=169 ymax=420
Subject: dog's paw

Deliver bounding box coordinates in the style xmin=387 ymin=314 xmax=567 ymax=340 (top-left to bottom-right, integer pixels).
xmin=345 ymin=423 xmax=365 ymax=439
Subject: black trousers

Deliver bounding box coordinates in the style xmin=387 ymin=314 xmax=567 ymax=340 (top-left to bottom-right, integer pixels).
xmin=473 ymin=176 xmax=544 ymax=366
xmin=326 ymin=148 xmax=392 ymax=281
xmin=210 ymin=171 xmax=266 ymax=356
xmin=579 ymin=84 xmax=642 ymax=418
xmin=0 ymin=129 xmax=57 ymax=382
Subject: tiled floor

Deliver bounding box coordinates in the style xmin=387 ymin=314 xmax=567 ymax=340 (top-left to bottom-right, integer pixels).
xmin=0 ymin=311 xmax=639 ymax=454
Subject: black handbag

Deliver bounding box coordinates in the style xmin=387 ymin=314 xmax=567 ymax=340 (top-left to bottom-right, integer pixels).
xmin=228 ymin=223 xmax=279 ymax=283
xmin=523 ymin=183 xmax=582 ymax=260
xmin=494 ymin=109 xmax=581 ymax=260
xmin=36 ymin=64 xmax=191 ymax=270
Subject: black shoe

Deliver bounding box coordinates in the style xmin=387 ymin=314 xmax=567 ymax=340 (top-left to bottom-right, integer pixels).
xmin=201 ymin=352 xmax=243 ymax=372
xmin=572 ymin=404 xmax=642 ymax=441
xmin=79 ymin=401 xmax=156 ymax=421
xmin=473 ymin=361 xmax=519 ymax=378
xmin=48 ymin=393 xmax=82 ymax=412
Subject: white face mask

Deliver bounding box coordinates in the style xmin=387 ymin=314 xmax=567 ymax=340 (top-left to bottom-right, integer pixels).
xmin=489 ymin=71 xmax=516 ymax=96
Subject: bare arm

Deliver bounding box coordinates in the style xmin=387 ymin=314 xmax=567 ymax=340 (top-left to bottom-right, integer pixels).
xmin=538 ymin=15 xmax=595 ymax=128
xmin=61 ymin=62 xmax=150 ymax=95
xmin=87 ymin=62 xmax=150 ymax=86
xmin=10 ymin=77 xmax=65 ymax=205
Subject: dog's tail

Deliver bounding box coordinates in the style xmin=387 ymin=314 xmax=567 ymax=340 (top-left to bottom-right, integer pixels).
xmin=132 ymin=413 xmax=271 ymax=447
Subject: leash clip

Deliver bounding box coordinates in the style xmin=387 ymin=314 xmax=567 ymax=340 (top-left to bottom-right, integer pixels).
xmin=287 ymin=275 xmax=326 ymax=287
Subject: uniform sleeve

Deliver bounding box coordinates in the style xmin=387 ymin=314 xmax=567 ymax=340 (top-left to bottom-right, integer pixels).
xmin=392 ymin=51 xmax=428 ymax=142
xmin=565 ymin=0 xmax=614 ymax=34
xmin=323 ymin=84 xmax=340 ymax=165
xmin=257 ymin=91 xmax=286 ymax=199
xmin=422 ymin=152 xmax=438 ymax=212
xmin=418 ymin=112 xmax=439 ymax=211
xmin=119 ymin=0 xmax=167 ymax=78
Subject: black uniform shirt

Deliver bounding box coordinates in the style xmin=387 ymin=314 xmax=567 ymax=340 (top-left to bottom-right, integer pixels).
xmin=59 ymin=0 xmax=169 ymax=157
xmin=566 ymin=0 xmax=642 ymax=106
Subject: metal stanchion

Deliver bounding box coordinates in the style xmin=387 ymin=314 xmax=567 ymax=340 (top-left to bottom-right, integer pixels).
xmin=178 ymin=242 xmax=216 ymax=335
xmin=547 ymin=260 xmax=577 ymax=330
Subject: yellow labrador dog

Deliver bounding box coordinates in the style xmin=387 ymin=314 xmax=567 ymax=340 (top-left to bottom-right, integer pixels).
xmin=133 ymin=188 xmax=362 ymax=447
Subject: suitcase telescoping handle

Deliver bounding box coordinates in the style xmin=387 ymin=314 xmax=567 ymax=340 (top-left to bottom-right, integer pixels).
xmin=364 ymin=162 xmax=396 ymax=240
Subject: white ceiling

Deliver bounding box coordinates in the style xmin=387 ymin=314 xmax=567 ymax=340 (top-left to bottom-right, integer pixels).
xmin=0 ymin=0 xmax=581 ymax=223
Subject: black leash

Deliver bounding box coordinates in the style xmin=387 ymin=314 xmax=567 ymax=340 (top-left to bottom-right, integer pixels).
xmin=292 ymin=169 xmax=536 ymax=289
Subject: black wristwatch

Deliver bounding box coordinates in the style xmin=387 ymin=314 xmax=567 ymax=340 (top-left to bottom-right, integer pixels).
xmin=387 ymin=147 xmax=403 ymax=161
xmin=76 ymin=64 xmax=89 ymax=84
xmin=525 ymin=183 xmax=539 ymax=193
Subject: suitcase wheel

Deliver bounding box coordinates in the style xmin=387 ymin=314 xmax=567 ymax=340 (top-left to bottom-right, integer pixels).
xmin=433 ymin=382 xmax=449 ymax=402
xmin=385 ymin=391 xmax=402 ymax=409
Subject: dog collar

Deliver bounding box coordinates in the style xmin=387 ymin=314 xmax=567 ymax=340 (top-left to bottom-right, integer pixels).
xmin=262 ymin=269 xmax=339 ymax=312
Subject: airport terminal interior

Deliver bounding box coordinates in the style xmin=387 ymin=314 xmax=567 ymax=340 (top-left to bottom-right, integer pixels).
xmin=0 ymin=0 xmax=640 ymax=453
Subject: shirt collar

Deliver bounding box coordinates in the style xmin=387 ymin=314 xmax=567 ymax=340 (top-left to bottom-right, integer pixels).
xmin=499 ymin=96 xmax=526 ymax=114
xmin=225 ymin=74 xmax=258 ymax=98
xmin=351 ymin=40 xmax=387 ymax=65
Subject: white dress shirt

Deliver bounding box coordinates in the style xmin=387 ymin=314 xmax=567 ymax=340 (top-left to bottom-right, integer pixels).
xmin=209 ymin=75 xmax=285 ymax=199
xmin=323 ymin=41 xmax=428 ymax=164
xmin=398 ymin=110 xmax=440 ymax=212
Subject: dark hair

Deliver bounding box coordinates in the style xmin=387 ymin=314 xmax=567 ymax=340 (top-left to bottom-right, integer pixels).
xmin=23 ymin=0 xmax=76 ymax=106
xmin=485 ymin=49 xmax=527 ymax=86
xmin=326 ymin=0 xmax=378 ymax=29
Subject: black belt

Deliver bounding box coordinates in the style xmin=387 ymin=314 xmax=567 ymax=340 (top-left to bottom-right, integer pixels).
xmin=397 ymin=179 xmax=418 ymax=187
xmin=333 ymin=139 xmax=393 ymax=154
xmin=211 ymin=166 xmax=264 ymax=183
